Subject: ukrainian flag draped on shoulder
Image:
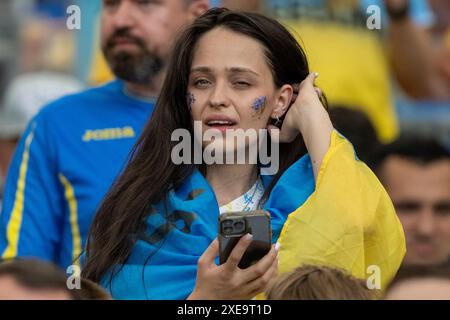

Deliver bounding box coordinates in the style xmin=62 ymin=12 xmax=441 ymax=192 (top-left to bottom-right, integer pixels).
xmin=101 ymin=130 xmax=405 ymax=300
xmin=277 ymin=131 xmax=406 ymax=291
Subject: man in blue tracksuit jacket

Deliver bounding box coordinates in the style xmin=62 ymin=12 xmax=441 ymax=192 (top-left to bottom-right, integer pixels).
xmin=0 ymin=0 xmax=208 ymax=269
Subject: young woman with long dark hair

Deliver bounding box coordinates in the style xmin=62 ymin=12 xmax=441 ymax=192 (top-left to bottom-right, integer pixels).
xmin=82 ymin=8 xmax=405 ymax=300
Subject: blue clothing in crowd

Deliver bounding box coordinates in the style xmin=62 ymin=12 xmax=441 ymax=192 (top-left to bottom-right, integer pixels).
xmin=0 ymin=81 xmax=155 ymax=268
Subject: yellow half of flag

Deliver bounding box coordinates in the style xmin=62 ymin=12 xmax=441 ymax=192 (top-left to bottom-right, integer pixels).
xmin=277 ymin=131 xmax=406 ymax=290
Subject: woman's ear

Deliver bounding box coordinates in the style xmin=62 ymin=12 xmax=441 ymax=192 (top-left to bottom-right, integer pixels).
xmin=187 ymin=0 xmax=210 ymax=22
xmin=271 ymin=84 xmax=293 ymax=119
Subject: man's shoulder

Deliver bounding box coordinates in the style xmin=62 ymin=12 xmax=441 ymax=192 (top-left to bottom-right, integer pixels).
xmin=38 ymin=80 xmax=124 ymax=119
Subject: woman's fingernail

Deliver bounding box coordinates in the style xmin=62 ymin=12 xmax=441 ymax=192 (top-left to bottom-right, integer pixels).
xmin=314 ymin=72 xmax=319 ymax=78
xmin=275 ymin=242 xmax=281 ymax=252
xmin=245 ymin=233 xmax=253 ymax=241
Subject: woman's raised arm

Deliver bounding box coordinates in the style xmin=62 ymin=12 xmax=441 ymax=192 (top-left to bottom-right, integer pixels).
xmin=268 ymin=72 xmax=334 ymax=180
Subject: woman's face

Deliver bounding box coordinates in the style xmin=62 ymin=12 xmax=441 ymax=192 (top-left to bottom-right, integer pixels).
xmin=188 ymin=27 xmax=290 ymax=152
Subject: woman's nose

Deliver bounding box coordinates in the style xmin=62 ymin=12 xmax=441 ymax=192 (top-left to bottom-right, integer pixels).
xmin=208 ymin=82 xmax=230 ymax=108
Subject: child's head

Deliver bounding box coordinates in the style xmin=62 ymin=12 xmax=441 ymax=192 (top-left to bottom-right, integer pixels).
xmin=266 ymin=264 xmax=376 ymax=300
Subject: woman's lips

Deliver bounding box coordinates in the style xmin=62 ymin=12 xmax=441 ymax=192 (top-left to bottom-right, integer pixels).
xmin=204 ymin=116 xmax=238 ymax=133
xmin=205 ymin=123 xmax=237 ymax=134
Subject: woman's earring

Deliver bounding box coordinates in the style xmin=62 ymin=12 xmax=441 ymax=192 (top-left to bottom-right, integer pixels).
xmin=274 ymin=117 xmax=282 ymax=127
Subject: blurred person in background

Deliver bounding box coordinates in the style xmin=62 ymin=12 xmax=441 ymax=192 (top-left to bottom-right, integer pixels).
xmin=10 ymin=0 xmax=77 ymax=75
xmin=384 ymin=264 xmax=450 ymax=299
xmin=265 ymin=264 xmax=376 ymax=300
xmin=0 ymin=258 xmax=111 ymax=300
xmin=0 ymin=258 xmax=75 ymax=300
xmin=329 ymin=106 xmax=381 ymax=164
xmin=385 ymin=0 xmax=450 ymax=100
xmin=373 ymin=136 xmax=450 ymax=266
xmin=0 ymin=0 xmax=208 ymax=269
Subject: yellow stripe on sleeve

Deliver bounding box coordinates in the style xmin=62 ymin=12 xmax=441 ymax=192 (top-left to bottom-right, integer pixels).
xmin=59 ymin=174 xmax=82 ymax=267
xmin=2 ymin=129 xmax=35 ymax=259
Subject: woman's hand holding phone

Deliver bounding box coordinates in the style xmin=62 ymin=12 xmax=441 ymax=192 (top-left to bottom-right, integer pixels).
xmin=187 ymin=236 xmax=279 ymax=300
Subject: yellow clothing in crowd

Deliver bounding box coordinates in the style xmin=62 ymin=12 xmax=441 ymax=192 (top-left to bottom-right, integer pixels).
xmin=286 ymin=21 xmax=399 ymax=143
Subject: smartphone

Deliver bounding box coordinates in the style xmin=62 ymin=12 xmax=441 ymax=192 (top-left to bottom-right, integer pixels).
xmin=219 ymin=210 xmax=272 ymax=269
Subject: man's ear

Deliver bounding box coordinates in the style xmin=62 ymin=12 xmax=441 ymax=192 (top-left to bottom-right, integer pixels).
xmin=270 ymin=84 xmax=293 ymax=119
xmin=187 ymin=0 xmax=209 ymax=21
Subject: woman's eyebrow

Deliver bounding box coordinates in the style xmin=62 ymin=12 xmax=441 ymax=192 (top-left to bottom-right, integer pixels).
xmin=227 ymin=67 xmax=259 ymax=76
xmin=190 ymin=66 xmax=212 ymax=73
xmin=190 ymin=66 xmax=259 ymax=76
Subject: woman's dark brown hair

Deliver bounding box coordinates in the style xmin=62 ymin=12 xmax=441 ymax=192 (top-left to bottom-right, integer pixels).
xmin=266 ymin=265 xmax=376 ymax=300
xmin=82 ymin=8 xmax=324 ymax=285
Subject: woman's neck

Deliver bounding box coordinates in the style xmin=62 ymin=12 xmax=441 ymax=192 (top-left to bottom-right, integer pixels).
xmin=206 ymin=164 xmax=259 ymax=207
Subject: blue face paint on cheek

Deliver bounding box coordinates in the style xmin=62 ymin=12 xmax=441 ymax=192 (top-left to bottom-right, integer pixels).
xmin=252 ymin=96 xmax=267 ymax=111
xmin=187 ymin=92 xmax=196 ymax=110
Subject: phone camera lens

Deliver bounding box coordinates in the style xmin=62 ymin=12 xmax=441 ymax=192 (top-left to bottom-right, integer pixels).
xmin=223 ymin=220 xmax=233 ymax=227
xmin=223 ymin=227 xmax=233 ymax=234
xmin=234 ymin=221 xmax=245 ymax=232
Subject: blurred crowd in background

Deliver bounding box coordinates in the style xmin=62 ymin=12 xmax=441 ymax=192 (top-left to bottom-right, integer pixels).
xmin=0 ymin=0 xmax=449 ymax=300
